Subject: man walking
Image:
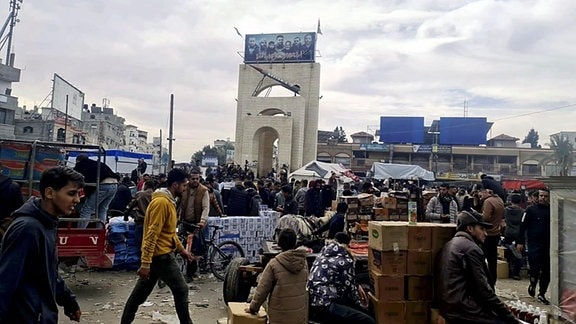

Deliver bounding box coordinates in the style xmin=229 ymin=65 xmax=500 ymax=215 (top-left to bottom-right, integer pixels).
xmin=0 ymin=166 xmax=83 ymax=323
xmin=517 ymin=189 xmax=551 ymax=305
xmin=121 ymin=168 xmax=194 ymax=324
xmin=480 ymin=186 xmax=506 ymax=286
xmin=437 ymin=210 xmax=518 ymax=323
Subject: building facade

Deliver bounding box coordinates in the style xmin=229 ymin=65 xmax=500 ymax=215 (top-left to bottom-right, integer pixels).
xmin=81 ymin=105 xmax=126 ymax=149
xmin=317 ymin=134 xmax=575 ymax=178
xmin=0 ymin=62 xmax=21 ymax=138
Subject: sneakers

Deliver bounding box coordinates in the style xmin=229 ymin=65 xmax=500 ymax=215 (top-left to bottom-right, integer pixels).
xmin=538 ymin=294 xmax=550 ymax=305
xmin=528 ymin=284 xmax=536 ymax=297
xmin=511 ymin=275 xmax=521 ymax=281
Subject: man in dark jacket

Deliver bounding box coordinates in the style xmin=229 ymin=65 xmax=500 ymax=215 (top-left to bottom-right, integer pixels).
xmin=279 ymin=185 xmax=298 ymax=216
xmin=517 ymin=189 xmax=551 ymax=305
xmin=437 ymin=210 xmax=518 ymax=323
xmin=503 ymin=194 xmax=524 ymax=280
xmin=109 ymin=177 xmax=134 ymax=213
xmin=304 ymin=180 xmax=324 ymax=217
xmin=227 ymin=180 xmax=250 ymax=216
xmin=74 ymin=154 xmax=119 ymax=228
xmin=0 ymin=166 xmax=83 ymax=323
xmin=314 ymin=202 xmax=346 ymax=239
xmin=0 ymin=168 xmax=25 ymax=241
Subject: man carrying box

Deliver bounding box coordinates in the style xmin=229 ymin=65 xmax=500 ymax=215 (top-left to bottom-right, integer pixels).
xmin=436 ymin=210 xmax=518 ymax=324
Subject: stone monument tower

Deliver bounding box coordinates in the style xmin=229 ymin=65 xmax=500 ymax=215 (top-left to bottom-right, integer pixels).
xmin=234 ymin=32 xmax=320 ymax=176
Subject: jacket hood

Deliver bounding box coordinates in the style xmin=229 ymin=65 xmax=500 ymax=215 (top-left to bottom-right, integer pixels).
xmin=153 ymin=188 xmax=177 ymax=205
xmin=321 ymin=242 xmax=350 ymax=258
xmin=12 ymin=196 xmax=58 ymax=228
xmin=276 ymin=249 xmax=307 ymax=274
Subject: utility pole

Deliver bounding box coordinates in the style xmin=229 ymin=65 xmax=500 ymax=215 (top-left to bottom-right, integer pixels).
xmin=63 ymin=95 xmax=68 ymax=143
xmin=159 ymin=128 xmax=164 ymax=173
xmin=167 ymin=94 xmax=175 ymax=171
xmin=3 ymin=0 xmax=22 ymax=66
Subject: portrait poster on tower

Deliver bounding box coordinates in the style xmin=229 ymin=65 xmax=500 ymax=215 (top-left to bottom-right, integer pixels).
xmin=244 ymin=32 xmax=316 ymax=64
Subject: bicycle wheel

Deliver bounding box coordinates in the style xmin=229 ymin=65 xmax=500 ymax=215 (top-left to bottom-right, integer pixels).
xmin=209 ymin=241 xmax=245 ymax=281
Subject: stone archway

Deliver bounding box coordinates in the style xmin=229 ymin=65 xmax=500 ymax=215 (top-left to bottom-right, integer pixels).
xmin=253 ymin=126 xmax=280 ymax=177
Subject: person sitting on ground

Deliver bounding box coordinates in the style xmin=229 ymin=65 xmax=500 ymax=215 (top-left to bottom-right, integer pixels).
xmin=313 ymin=202 xmax=347 ymax=239
xmin=308 ymin=232 xmax=374 ymax=324
xmin=245 ymin=228 xmax=308 ymax=324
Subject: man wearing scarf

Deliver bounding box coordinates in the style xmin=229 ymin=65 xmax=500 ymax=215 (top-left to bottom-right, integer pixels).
xmin=425 ymin=183 xmax=458 ymax=223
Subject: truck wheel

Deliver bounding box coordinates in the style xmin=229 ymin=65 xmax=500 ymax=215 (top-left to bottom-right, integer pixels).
xmin=223 ymin=257 xmax=251 ymax=305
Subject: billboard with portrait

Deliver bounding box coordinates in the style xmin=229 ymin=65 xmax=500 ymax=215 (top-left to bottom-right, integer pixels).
xmin=51 ymin=74 xmax=85 ymax=121
xmin=244 ymin=32 xmax=316 ymax=64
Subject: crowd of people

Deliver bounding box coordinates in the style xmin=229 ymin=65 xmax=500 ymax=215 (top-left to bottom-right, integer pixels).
xmin=0 ymin=158 xmax=554 ymax=323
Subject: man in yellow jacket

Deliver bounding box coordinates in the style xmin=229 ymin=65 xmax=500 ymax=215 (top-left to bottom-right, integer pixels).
xmin=121 ymin=168 xmax=193 ymax=324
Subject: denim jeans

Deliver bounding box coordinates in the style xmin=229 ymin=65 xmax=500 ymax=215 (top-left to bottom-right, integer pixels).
xmin=120 ymin=253 xmax=193 ymax=324
xmin=79 ymin=183 xmax=118 ymax=228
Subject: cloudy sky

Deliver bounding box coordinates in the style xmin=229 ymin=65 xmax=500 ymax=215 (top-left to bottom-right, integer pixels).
xmin=9 ymin=0 xmax=576 ymax=161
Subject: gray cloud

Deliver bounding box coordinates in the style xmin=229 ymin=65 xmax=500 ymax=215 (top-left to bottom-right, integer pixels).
xmin=10 ymin=0 xmax=576 ymax=161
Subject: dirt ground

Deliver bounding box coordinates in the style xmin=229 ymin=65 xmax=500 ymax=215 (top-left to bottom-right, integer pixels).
xmin=58 ymin=270 xmax=228 ymax=324
xmin=58 ymin=268 xmax=559 ymax=324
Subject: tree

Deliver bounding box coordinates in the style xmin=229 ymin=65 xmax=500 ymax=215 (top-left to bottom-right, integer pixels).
xmin=549 ymin=134 xmax=574 ymax=176
xmin=190 ymin=142 xmax=235 ymax=166
xmin=332 ymin=126 xmax=347 ymax=143
xmin=523 ymin=128 xmax=540 ymax=148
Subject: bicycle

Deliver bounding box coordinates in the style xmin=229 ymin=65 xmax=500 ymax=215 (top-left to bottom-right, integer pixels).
xmin=175 ymin=221 xmax=245 ymax=281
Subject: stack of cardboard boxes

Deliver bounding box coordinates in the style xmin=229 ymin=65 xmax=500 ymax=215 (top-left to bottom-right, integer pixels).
xmin=373 ymin=194 xmax=410 ymax=221
xmin=367 ymin=221 xmax=456 ymax=324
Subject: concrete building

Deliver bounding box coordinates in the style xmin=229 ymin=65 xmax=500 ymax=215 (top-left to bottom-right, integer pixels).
xmin=81 ymin=104 xmax=126 ymax=149
xmin=234 ymin=63 xmax=320 ymax=176
xmin=14 ymin=106 xmax=85 ymax=143
xmin=550 ymin=131 xmax=576 ymax=145
xmin=317 ymin=133 xmax=575 ymax=178
xmin=0 ymin=61 xmax=21 ymax=138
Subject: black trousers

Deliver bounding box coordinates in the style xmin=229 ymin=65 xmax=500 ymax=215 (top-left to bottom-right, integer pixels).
xmin=528 ymin=252 xmax=550 ymax=295
xmin=310 ymin=303 xmax=375 ymax=324
xmin=482 ymin=235 xmax=500 ymax=287
xmin=121 ymin=253 xmax=193 ymax=324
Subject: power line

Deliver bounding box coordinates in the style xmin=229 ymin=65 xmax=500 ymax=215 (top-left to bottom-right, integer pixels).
xmin=493 ymin=103 xmax=576 ymax=121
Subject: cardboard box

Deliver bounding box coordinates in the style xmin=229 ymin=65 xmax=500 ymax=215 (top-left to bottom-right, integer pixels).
xmin=370 ymin=270 xmax=404 ymax=301
xmin=431 ymin=224 xmax=457 ymax=255
xmin=407 ymin=250 xmax=432 ymax=275
xmin=406 ymin=301 xmax=430 ymax=323
xmin=406 ymin=276 xmax=433 ymax=301
xmin=430 ymin=308 xmax=447 ymax=324
xmin=369 ymin=293 xmax=405 ymax=324
xmin=408 ymin=224 xmax=432 ymax=251
xmin=383 ymin=196 xmax=397 ymax=209
xmin=373 ymin=208 xmax=390 ymax=221
xmin=497 ymin=246 xmax=506 ymax=260
xmin=497 ymin=260 xmax=509 ymax=279
xmin=227 ymin=302 xmax=268 ymax=324
xmin=369 ymin=248 xmax=407 ymax=275
xmin=368 ymin=221 xmax=409 ymax=251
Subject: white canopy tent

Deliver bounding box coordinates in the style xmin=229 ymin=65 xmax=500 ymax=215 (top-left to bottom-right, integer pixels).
xmin=289 ymin=161 xmax=354 ymax=182
xmin=369 ymin=162 xmax=435 ymax=181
